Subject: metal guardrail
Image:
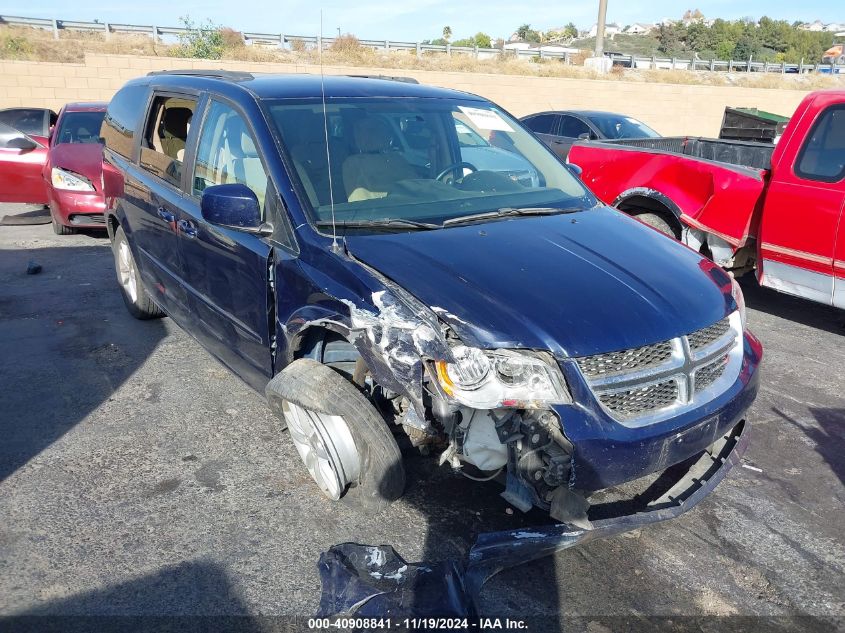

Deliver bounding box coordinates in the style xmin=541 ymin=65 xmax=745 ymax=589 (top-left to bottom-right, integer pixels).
xmin=1 ymin=14 xmax=843 ymax=75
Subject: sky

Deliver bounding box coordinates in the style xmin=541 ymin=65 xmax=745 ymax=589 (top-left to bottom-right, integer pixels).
xmin=3 ymin=1 xmax=843 ymax=42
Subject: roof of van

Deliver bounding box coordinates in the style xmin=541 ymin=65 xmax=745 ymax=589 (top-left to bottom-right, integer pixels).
xmin=142 ymin=71 xmax=485 ymax=102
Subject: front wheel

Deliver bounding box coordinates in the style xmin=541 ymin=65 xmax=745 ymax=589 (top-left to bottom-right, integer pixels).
xmin=51 ymin=210 xmax=74 ymax=235
xmin=266 ymin=358 xmax=405 ymax=514
xmin=112 ymin=225 xmax=164 ymax=320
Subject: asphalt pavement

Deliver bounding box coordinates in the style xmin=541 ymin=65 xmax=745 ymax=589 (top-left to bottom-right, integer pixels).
xmin=0 ymin=208 xmax=843 ymax=632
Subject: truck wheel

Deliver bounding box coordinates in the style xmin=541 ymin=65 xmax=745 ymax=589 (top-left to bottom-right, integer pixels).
xmin=266 ymin=358 xmax=405 ymax=514
xmin=633 ymin=211 xmax=678 ymax=239
xmin=112 ymin=226 xmax=164 ymax=320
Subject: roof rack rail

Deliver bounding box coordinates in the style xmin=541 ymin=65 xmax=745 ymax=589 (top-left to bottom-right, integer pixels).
xmin=345 ymin=74 xmax=420 ymax=84
xmin=147 ymin=69 xmax=254 ymax=81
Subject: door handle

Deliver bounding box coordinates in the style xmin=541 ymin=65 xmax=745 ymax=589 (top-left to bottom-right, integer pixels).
xmin=157 ymin=207 xmax=176 ymax=223
xmin=177 ymin=219 xmax=198 ymax=238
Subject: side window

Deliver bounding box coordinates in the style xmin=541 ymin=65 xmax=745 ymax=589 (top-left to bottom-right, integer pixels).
xmin=524 ymin=114 xmax=557 ymax=135
xmin=0 ymin=108 xmax=48 ymax=137
xmin=102 ymin=84 xmax=149 ymax=159
xmin=192 ymin=100 xmax=268 ymax=215
xmin=559 ymin=115 xmax=592 ymax=139
xmin=0 ymin=122 xmax=38 ymax=148
xmin=139 ymin=95 xmax=197 ymax=188
xmin=795 ymin=105 xmax=845 ymax=183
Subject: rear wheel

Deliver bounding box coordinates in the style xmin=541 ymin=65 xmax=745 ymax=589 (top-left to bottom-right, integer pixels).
xmin=112 ymin=226 xmax=164 ymax=320
xmin=632 ymin=211 xmax=678 ymax=239
xmin=266 ymin=358 xmax=405 ymax=514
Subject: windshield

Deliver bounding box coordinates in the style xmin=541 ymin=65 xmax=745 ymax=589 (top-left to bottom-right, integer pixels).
xmin=589 ymin=114 xmax=660 ymax=139
xmin=267 ymin=97 xmax=595 ymax=231
xmin=55 ymin=111 xmax=106 ymax=145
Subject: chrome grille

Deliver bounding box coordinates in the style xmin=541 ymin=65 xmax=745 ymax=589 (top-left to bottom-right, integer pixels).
xmin=573 ymin=313 xmax=742 ymax=427
xmin=599 ymin=380 xmax=679 ymax=419
xmin=687 ymin=317 xmax=730 ymax=352
xmin=694 ymin=355 xmax=729 ymax=392
xmin=576 ymin=341 xmax=673 ymax=379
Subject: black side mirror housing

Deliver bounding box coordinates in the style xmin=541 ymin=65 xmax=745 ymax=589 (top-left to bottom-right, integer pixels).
xmin=200 ymin=183 xmax=267 ymax=233
xmin=7 ymin=135 xmax=38 ymax=151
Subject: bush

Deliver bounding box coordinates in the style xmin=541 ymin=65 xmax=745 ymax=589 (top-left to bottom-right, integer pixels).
xmin=330 ymin=34 xmax=362 ymax=54
xmin=1 ymin=33 xmax=32 ymax=59
xmin=171 ymin=16 xmax=224 ymax=59
xmin=219 ymin=27 xmax=243 ymax=49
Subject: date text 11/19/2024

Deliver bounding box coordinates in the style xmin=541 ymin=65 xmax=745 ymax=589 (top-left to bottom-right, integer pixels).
xmin=308 ymin=617 xmax=529 ymax=629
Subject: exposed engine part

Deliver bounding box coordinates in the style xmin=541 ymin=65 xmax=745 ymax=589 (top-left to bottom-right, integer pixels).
xmin=500 ymin=410 xmax=576 ymax=513
xmin=404 ymin=423 xmax=439 ymax=447
xmin=459 ymin=409 xmax=509 ymax=471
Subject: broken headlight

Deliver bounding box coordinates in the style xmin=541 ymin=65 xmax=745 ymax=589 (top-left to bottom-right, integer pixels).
xmin=434 ymin=346 xmax=572 ymax=409
xmin=51 ymin=167 xmax=95 ymax=192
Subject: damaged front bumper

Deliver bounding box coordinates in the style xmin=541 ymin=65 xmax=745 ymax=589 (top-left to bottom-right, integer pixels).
xmin=317 ymin=419 xmax=750 ymax=617
xmin=464 ymin=417 xmax=749 ymax=600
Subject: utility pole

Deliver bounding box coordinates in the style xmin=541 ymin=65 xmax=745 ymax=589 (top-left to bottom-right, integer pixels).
xmin=594 ymin=0 xmax=608 ymax=57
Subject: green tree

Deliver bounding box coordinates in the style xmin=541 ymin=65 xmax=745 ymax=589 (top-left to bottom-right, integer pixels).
xmin=686 ymin=21 xmax=711 ymax=51
xmin=473 ymin=32 xmax=492 ymax=48
xmin=733 ymin=34 xmax=760 ymax=60
xmin=516 ymin=23 xmax=542 ymax=43
xmin=564 ymin=22 xmax=579 ymax=39
xmin=657 ymin=22 xmax=688 ymax=54
xmin=453 ymin=32 xmax=492 ymax=48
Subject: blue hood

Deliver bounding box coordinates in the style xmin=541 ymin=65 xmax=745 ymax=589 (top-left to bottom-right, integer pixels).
xmin=345 ymin=207 xmax=735 ymax=357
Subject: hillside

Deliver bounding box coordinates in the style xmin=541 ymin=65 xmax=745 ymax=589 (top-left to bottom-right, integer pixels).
xmin=0 ymin=24 xmax=842 ymax=93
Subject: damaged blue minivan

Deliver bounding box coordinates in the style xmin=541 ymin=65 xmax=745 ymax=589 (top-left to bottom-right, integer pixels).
xmin=102 ymin=70 xmax=761 ymax=531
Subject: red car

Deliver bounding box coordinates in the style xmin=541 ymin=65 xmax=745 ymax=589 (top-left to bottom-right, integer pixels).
xmin=0 ymin=107 xmax=56 ymax=204
xmin=43 ymin=102 xmax=109 ymax=234
xmin=568 ymin=89 xmax=845 ymax=309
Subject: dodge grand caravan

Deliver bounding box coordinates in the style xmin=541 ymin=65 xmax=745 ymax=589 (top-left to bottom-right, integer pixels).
xmin=102 ymin=70 xmax=761 ymax=531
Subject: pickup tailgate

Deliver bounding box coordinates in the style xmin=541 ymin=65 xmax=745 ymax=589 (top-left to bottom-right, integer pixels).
xmin=568 ymin=141 xmax=768 ymax=247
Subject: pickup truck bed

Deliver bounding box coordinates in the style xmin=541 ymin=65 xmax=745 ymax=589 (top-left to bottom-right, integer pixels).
xmin=568 ymin=89 xmax=845 ymax=310
xmin=569 ymin=138 xmax=770 ymax=247
xmin=602 ymin=136 xmax=775 ymax=170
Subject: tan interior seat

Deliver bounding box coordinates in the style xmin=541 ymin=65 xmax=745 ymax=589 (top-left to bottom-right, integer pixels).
xmin=219 ymin=116 xmax=267 ymax=211
xmin=342 ymin=117 xmax=417 ymax=202
xmin=160 ymin=107 xmax=192 ymax=162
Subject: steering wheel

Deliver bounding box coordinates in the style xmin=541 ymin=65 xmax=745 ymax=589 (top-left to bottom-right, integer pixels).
xmin=436 ymin=161 xmax=478 ymax=182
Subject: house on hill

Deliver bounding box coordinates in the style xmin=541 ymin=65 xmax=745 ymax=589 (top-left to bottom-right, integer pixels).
xmin=588 ymin=22 xmax=621 ymax=38
xmin=624 ymin=23 xmax=654 ymax=35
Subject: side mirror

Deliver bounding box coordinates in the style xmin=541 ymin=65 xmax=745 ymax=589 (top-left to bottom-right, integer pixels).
xmin=7 ymin=135 xmax=38 ymax=151
xmin=200 ymin=183 xmax=268 ymax=234
xmin=566 ymin=162 xmax=583 ymax=178
xmin=577 ymin=132 xmax=591 ymax=141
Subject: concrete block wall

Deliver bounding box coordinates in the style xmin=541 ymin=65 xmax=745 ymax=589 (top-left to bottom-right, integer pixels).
xmin=0 ymin=54 xmax=812 ymax=136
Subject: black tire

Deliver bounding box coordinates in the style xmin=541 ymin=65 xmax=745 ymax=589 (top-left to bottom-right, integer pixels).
xmin=112 ymin=225 xmax=164 ymax=320
xmin=632 ymin=211 xmax=678 ymax=239
xmin=51 ymin=211 xmax=74 ymax=235
xmin=266 ymin=358 xmax=405 ymax=514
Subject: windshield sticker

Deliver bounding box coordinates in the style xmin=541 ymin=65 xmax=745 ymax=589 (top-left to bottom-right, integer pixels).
xmin=458 ymin=106 xmax=513 ymax=132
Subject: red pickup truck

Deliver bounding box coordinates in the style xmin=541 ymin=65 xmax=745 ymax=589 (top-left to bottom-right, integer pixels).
xmin=568 ymin=89 xmax=845 ymax=309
